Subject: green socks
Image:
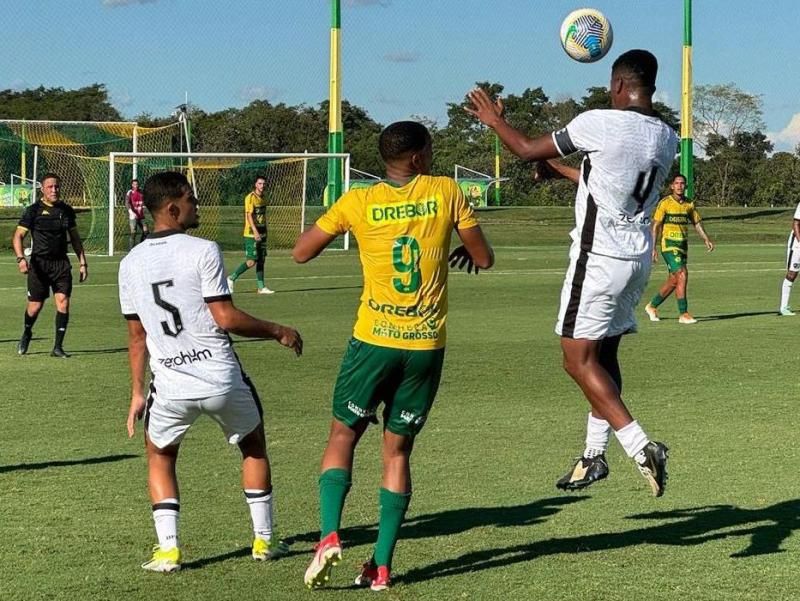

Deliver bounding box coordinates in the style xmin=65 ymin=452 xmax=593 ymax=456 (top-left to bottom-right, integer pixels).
xmin=678 ymin=298 xmax=688 ymax=313
xmin=319 ymin=468 xmax=351 ymax=538
xmin=650 ymin=293 xmax=666 ymax=308
xmin=373 ymin=488 xmax=411 ymax=569
xmin=230 ymin=262 xmax=249 ymax=281
xmin=257 ymin=270 xmax=265 ymax=289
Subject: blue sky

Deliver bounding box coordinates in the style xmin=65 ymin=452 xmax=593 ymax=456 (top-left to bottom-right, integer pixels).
xmin=4 ymin=0 xmax=799 ymax=151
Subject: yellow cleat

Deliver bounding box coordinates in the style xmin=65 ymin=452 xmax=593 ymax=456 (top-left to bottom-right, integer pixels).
xmin=141 ymin=545 xmax=181 ymax=573
xmin=252 ymin=537 xmax=289 ymax=560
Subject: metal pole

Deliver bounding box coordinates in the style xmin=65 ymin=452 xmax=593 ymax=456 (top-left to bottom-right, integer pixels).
xmin=108 ymin=153 xmax=116 ymax=256
xmin=327 ymin=0 xmax=343 ymax=207
xmin=300 ymin=151 xmax=309 ymax=233
xmin=680 ymin=0 xmax=694 ymax=198
xmin=494 ymin=135 xmax=501 ymax=206
xmin=343 ymin=154 xmax=350 ymax=250
xmin=132 ymin=125 xmax=138 ymax=181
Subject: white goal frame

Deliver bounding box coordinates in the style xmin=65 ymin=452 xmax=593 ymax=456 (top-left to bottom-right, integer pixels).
xmin=107 ymin=151 xmax=351 ymax=256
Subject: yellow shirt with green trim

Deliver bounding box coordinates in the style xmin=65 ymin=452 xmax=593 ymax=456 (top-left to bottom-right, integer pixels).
xmin=243 ymin=191 xmax=267 ymax=238
xmin=316 ymin=174 xmax=479 ymax=350
xmin=652 ymin=194 xmax=702 ymax=254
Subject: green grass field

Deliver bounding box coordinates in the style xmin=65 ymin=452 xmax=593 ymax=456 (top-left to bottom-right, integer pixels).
xmin=2 ymin=210 xmax=800 ymax=600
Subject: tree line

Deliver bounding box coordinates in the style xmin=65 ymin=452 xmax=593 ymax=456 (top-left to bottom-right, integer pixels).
xmin=2 ymin=82 xmax=798 ymax=207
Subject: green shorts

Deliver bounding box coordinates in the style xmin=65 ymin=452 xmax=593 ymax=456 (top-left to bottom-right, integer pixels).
xmin=331 ymin=338 xmax=445 ymax=437
xmin=244 ymin=236 xmax=267 ymax=261
xmin=661 ymin=249 xmax=687 ymax=273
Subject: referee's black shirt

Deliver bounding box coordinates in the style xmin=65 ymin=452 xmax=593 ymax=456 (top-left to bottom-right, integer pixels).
xmin=18 ymin=200 xmax=77 ymax=259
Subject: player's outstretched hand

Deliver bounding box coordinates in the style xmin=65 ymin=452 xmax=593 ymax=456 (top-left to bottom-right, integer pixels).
xmin=127 ymin=393 xmax=146 ymax=438
xmin=277 ymin=326 xmax=303 ymax=356
xmin=464 ymin=88 xmax=504 ymax=128
xmin=449 ymin=245 xmax=479 ymax=274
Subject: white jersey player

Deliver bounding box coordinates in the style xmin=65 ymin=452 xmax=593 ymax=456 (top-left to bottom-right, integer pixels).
xmin=467 ymin=49 xmax=673 ymax=497
xmin=120 ymin=172 xmax=302 ymax=573
xmin=779 ymin=202 xmax=800 ymax=315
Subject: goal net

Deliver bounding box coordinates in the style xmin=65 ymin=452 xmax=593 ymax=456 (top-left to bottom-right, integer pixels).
xmin=107 ymin=152 xmax=351 ymax=256
xmin=0 ymin=119 xmax=182 ymax=253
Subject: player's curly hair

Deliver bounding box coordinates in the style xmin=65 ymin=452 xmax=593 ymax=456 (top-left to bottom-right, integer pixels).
xmin=378 ymin=121 xmax=431 ymax=162
xmin=612 ymin=49 xmax=658 ymax=93
xmin=143 ymin=171 xmax=191 ymax=213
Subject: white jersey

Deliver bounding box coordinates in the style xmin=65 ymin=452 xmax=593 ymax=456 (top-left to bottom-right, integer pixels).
xmin=118 ymin=231 xmax=243 ymax=401
xmin=553 ymin=109 xmax=679 ymax=259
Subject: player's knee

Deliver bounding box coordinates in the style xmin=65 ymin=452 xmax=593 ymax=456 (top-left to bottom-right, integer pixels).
xmin=246 ymin=259 xmax=256 ymax=268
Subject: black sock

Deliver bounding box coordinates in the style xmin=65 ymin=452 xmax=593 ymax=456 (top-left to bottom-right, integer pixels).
xmin=23 ymin=310 xmax=38 ymax=335
xmin=54 ymin=311 xmax=69 ymax=349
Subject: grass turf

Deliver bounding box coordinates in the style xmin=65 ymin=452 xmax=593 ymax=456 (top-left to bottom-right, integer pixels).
xmin=1 ymin=211 xmax=800 ymax=600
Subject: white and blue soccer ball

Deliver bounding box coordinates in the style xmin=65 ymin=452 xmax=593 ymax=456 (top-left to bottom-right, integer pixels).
xmin=560 ymin=8 xmax=613 ymax=63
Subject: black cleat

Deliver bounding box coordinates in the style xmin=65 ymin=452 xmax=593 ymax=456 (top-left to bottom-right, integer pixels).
xmin=17 ymin=332 xmax=32 ymax=355
xmin=556 ymin=454 xmax=609 ymax=491
xmin=50 ymin=347 xmax=71 ymax=358
xmin=637 ymin=441 xmax=669 ymax=497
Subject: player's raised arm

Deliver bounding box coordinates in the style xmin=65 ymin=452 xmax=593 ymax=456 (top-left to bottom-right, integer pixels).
xmin=292 ymin=225 xmax=338 ymax=264
xmin=465 ymin=88 xmax=561 ymax=162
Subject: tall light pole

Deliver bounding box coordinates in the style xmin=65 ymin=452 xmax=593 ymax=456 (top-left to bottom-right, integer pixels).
xmin=680 ymin=0 xmax=694 ymax=198
xmin=327 ymin=0 xmax=343 ymax=206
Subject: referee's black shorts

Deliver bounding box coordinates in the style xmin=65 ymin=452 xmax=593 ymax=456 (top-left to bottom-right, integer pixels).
xmin=27 ymin=257 xmax=73 ymax=302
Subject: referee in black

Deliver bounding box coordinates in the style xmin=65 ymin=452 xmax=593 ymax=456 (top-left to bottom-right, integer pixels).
xmin=12 ymin=173 xmax=88 ymax=357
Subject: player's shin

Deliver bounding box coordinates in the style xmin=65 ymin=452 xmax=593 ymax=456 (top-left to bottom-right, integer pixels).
xmin=245 ymin=487 xmax=274 ymax=541
xmin=614 ymin=420 xmax=649 ymax=463
xmin=230 ymin=262 xmax=249 ymax=281
xmin=584 ymin=412 xmax=611 ymax=458
xmin=152 ymin=498 xmax=180 ymax=550
xmin=373 ymin=488 xmax=411 ymax=570
xmin=54 ymin=311 xmax=69 ymax=349
xmin=23 ymin=309 xmax=38 ymax=335
xmin=319 ymin=468 xmax=351 ymax=538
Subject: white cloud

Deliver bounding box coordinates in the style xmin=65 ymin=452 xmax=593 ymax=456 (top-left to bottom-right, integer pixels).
xmin=102 ymin=0 xmax=158 ymax=7
xmin=113 ymin=89 xmax=135 ymax=108
xmin=8 ymin=79 xmax=28 ymax=91
xmin=237 ymin=85 xmax=284 ymax=103
xmin=384 ymin=52 xmax=419 ymax=63
xmin=768 ymin=113 xmax=800 ymax=152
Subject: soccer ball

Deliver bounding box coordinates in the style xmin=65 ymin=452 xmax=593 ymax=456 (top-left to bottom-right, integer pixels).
xmin=560 ymin=8 xmax=613 ymax=63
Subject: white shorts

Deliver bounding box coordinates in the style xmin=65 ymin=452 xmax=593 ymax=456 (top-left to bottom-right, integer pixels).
xmin=144 ymin=379 xmax=263 ymax=449
xmin=787 ymin=232 xmax=800 ymax=272
xmin=555 ymin=243 xmax=651 ymax=340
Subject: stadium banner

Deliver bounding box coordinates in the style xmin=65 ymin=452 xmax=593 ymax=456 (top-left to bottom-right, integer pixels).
xmin=457 ymin=179 xmax=490 ymax=207
xmin=0 ymin=183 xmax=33 ymax=207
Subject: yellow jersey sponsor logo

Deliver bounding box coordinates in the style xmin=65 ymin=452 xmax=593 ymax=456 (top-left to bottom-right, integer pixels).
xmin=367 ymin=198 xmax=439 ymax=226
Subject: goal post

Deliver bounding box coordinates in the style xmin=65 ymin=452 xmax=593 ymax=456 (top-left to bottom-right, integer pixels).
xmin=107 ymin=152 xmax=351 ymax=256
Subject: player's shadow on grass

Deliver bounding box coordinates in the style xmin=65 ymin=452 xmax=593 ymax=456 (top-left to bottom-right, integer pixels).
xmin=20 ymin=346 xmax=129 ymax=356
xmin=397 ymin=499 xmax=800 ymax=584
xmin=0 ymin=453 xmax=137 ymax=474
xmin=703 ymin=208 xmax=789 ymax=222
xmin=290 ymin=496 xmax=589 ymax=548
xmin=181 ymin=546 xmax=308 ymax=570
xmin=697 ymin=311 xmax=777 ymax=321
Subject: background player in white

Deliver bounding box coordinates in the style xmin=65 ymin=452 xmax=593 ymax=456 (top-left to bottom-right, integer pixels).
xmin=119 ymin=172 xmax=302 ymax=572
xmin=467 ymin=49 xmax=674 ymax=496
xmin=778 ymin=202 xmax=800 ymax=315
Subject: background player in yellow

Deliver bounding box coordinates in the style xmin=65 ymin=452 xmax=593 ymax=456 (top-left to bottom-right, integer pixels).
xmin=292 ymin=121 xmax=493 ymax=591
xmin=228 ymin=175 xmax=273 ymax=294
xmin=645 ymin=174 xmax=714 ymax=324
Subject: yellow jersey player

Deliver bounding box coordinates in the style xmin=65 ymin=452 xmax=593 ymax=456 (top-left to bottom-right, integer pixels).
xmin=293 ymin=121 xmax=493 ymax=591
xmin=645 ymin=174 xmax=714 ymax=324
xmin=228 ymin=175 xmax=273 ymax=294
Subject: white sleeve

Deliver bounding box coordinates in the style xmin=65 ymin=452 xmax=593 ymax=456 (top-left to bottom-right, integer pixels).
xmin=118 ymin=260 xmax=138 ymax=318
xmin=199 ymin=242 xmax=231 ymax=301
xmin=551 ymin=110 xmax=606 ymax=157
xmin=793 ymin=203 xmax=800 ymax=220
